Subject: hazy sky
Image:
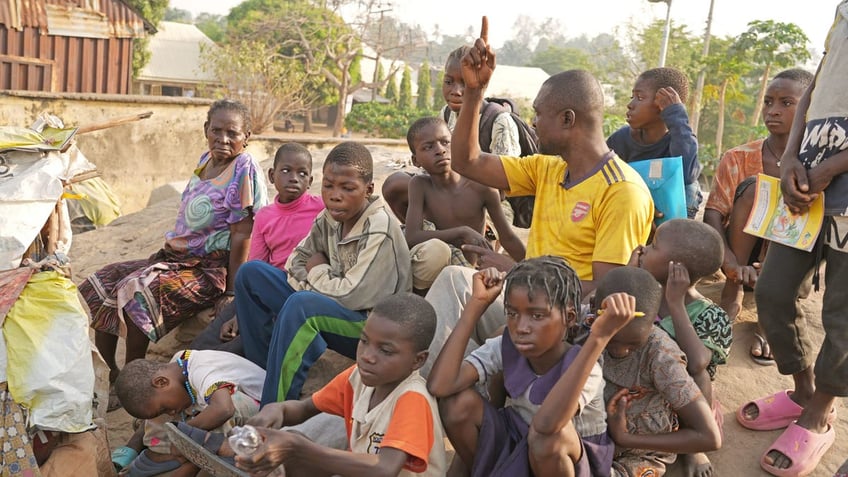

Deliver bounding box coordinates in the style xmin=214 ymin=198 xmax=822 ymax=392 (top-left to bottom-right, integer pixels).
xmin=170 ymin=0 xmax=834 ymax=56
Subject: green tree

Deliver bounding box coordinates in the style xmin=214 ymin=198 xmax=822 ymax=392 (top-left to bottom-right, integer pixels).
xmin=350 ymin=49 xmax=363 ymax=86
xmin=385 ymin=72 xmax=398 ymax=103
xmin=164 ymin=7 xmax=192 ymax=22
xmin=416 ymin=60 xmax=432 ymax=109
xmin=373 ymin=61 xmax=385 ymax=98
xmin=399 ymin=66 xmax=413 ymax=110
xmin=700 ymin=37 xmax=752 ymax=172
xmin=629 ymin=20 xmax=700 ymax=77
xmin=200 ymin=40 xmax=316 ymax=133
xmin=195 ymin=13 xmax=226 ymax=43
xmin=229 ymin=0 xmax=415 ymax=136
xmin=227 ymin=0 xmax=337 ymax=133
xmin=530 ymin=46 xmax=592 ymax=75
xmin=731 ymin=20 xmax=811 ymax=127
xmin=125 ymin=0 xmax=168 ymax=77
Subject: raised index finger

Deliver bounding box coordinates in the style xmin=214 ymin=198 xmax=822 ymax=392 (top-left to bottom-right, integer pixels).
xmin=480 ymin=16 xmax=488 ymax=43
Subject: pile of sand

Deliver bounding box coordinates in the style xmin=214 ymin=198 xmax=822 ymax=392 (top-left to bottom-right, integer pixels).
xmin=70 ymin=144 xmax=846 ymax=476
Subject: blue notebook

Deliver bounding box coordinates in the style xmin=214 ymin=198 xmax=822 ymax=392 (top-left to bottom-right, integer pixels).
xmin=629 ymin=156 xmax=686 ymax=225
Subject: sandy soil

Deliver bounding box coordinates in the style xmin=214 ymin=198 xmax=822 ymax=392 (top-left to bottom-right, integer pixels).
xmin=70 ymin=141 xmax=847 ymax=476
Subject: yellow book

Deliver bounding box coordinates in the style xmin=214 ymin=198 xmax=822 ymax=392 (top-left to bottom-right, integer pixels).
xmin=743 ymin=173 xmax=824 ymax=252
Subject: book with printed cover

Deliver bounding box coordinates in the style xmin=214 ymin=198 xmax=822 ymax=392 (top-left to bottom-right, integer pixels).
xmin=743 ymin=173 xmax=824 ymax=252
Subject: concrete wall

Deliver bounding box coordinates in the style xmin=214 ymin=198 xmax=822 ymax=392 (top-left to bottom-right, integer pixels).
xmin=0 ymin=92 xmax=295 ymax=214
xmin=0 ymin=91 xmax=406 ymax=214
xmin=0 ymin=91 xmax=215 ymax=214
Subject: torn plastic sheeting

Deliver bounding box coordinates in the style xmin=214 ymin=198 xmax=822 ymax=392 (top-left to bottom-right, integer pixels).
xmin=4 ymin=271 xmax=95 ymax=433
xmin=0 ymin=152 xmax=65 ymax=271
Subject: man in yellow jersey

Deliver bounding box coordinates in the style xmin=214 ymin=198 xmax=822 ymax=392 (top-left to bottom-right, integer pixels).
xmin=420 ymin=17 xmax=653 ymax=377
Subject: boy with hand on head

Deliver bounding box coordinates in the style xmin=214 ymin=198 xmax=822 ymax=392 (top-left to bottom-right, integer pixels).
xmin=739 ymin=4 xmax=848 ymax=475
xmin=427 ymin=256 xmax=626 ymax=477
xmin=628 ymin=218 xmax=729 ymax=477
xmin=597 ymin=267 xmax=721 ymax=477
xmin=169 ymin=293 xmax=446 ymax=477
xmin=235 ymin=141 xmax=412 ymax=406
xmin=607 ymin=67 xmax=702 ymax=218
xmin=404 ymin=116 xmax=525 ymax=291
xmin=111 ymin=349 xmax=265 ymax=477
xmin=192 ymin=142 xmax=324 ymax=355
xmin=703 ymin=68 xmax=813 ymax=362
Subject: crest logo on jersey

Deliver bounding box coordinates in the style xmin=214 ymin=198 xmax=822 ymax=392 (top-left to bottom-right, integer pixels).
xmin=571 ymin=202 xmax=590 ymax=222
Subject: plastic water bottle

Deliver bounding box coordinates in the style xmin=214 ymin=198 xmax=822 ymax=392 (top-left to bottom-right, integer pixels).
xmin=228 ymin=425 xmax=261 ymax=458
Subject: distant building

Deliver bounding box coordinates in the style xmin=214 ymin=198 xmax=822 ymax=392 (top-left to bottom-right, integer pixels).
xmin=0 ymin=0 xmax=152 ymax=94
xmin=135 ymin=21 xmax=219 ymax=97
xmin=485 ymin=64 xmax=550 ymax=104
xmin=357 ymin=46 xmax=550 ymax=107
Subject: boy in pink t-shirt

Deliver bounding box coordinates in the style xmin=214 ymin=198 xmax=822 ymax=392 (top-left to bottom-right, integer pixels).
xmin=249 ymin=143 xmax=325 ymax=269
xmin=190 ymin=143 xmax=323 ymax=355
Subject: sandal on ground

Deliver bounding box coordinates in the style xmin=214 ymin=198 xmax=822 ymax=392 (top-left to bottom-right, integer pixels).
xmin=111 ymin=446 xmax=139 ymax=471
xmin=736 ymin=390 xmax=837 ymax=431
xmin=164 ymin=422 xmax=247 ymax=477
xmin=125 ymin=449 xmax=181 ymax=477
xmin=760 ymin=422 xmax=835 ymax=477
xmin=836 ymin=456 xmax=848 ymax=477
xmin=750 ymin=333 xmax=776 ymax=366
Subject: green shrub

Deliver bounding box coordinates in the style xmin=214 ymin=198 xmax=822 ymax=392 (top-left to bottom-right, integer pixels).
xmin=346 ymin=102 xmax=440 ymax=139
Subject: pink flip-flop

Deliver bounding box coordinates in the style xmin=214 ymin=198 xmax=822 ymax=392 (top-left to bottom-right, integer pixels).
xmin=760 ymin=422 xmax=835 ymax=477
xmin=736 ymin=390 xmax=837 ymax=431
xmin=737 ymin=390 xmax=803 ymax=431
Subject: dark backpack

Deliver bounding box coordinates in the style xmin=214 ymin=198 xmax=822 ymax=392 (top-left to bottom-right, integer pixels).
xmin=441 ymin=98 xmax=538 ymax=228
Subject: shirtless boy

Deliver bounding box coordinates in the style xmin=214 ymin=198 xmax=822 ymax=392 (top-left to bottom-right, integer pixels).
xmin=405 ymin=117 xmax=525 ymax=277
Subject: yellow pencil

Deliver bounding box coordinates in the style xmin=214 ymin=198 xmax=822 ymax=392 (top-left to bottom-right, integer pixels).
xmin=596 ymin=310 xmax=646 ymax=317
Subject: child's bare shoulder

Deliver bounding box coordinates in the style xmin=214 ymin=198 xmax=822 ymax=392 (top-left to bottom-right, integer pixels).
xmin=459 ymin=176 xmax=498 ymax=196
xmin=409 ymin=173 xmax=435 ymax=188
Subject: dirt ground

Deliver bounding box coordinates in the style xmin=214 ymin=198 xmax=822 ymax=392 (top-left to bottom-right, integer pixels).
xmin=69 ymin=138 xmax=847 ymax=476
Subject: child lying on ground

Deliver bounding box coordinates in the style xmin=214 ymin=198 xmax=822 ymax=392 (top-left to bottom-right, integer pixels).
xmin=166 ymin=292 xmax=446 ymax=477
xmin=427 ymin=256 xmax=641 ymax=477
xmin=628 ymin=218 xmax=730 ymax=477
xmin=111 ymin=349 xmax=265 ymax=476
xmin=596 ymin=267 xmax=721 ymax=476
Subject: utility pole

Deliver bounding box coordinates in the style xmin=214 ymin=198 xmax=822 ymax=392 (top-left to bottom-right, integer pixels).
xmin=690 ymin=0 xmax=715 ymax=135
xmin=371 ymin=4 xmax=392 ymax=101
xmin=649 ymin=0 xmax=673 ymax=67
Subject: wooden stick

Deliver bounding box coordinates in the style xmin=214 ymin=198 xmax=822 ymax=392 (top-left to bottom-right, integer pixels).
xmin=76 ymin=111 xmax=153 ymax=135
xmin=64 ymin=170 xmax=101 ymax=185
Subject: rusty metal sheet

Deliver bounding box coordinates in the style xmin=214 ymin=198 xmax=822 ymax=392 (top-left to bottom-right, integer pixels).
xmin=1 ymin=1 xmax=146 ymax=37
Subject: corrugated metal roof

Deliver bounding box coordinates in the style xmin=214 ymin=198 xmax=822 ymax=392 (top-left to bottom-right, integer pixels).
xmin=0 ymin=0 xmax=48 ymax=30
xmin=0 ymin=0 xmax=147 ymax=36
xmin=136 ymin=21 xmax=218 ymax=83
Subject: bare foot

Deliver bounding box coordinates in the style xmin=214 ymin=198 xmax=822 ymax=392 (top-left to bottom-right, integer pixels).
xmin=719 ymin=281 xmax=743 ymax=322
xmin=749 ymin=332 xmax=774 ymax=365
xmin=681 ymin=452 xmax=713 ymax=477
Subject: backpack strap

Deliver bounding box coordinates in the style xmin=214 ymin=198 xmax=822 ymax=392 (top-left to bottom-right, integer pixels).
xmin=477 ymin=100 xmax=508 ymax=153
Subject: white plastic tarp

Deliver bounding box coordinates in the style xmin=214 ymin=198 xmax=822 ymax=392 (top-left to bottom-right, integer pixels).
xmin=0 ymin=147 xmax=95 ymax=271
